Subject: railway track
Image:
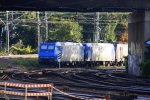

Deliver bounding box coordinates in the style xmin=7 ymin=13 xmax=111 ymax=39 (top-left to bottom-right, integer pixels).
xmin=1 ymin=68 xmax=150 ymax=100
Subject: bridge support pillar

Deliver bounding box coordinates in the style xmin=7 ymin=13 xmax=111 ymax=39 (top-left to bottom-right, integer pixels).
xmin=128 ymin=11 xmax=150 ymax=76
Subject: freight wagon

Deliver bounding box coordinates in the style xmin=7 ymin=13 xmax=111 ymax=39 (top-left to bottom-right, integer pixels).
xmin=84 ymin=43 xmax=116 ymax=66
xmin=115 ymin=43 xmax=128 ymax=66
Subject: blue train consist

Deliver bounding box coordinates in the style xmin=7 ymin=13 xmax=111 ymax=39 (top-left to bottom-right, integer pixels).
xmin=38 ymin=42 xmax=128 ymax=66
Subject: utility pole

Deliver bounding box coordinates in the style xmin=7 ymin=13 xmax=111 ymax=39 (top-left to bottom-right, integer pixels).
xmin=93 ymin=12 xmax=100 ymax=43
xmin=45 ymin=11 xmax=48 ymax=41
xmin=6 ymin=11 xmax=9 ymax=53
xmin=11 ymin=11 xmax=14 ymax=29
xmin=0 ymin=15 xmax=6 ymax=50
xmin=96 ymin=12 xmax=100 ymax=43
xmin=37 ymin=11 xmax=40 ymax=48
xmin=0 ymin=26 xmax=2 ymax=50
xmin=11 ymin=11 xmax=13 ymax=21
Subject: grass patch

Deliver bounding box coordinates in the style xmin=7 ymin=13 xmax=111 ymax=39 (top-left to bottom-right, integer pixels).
xmin=0 ymin=63 xmax=3 ymax=68
xmin=96 ymin=66 xmax=125 ymax=69
xmin=12 ymin=58 xmax=39 ymax=67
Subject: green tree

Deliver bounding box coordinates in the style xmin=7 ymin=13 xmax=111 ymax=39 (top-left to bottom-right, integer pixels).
xmin=12 ymin=26 xmax=37 ymax=48
xmin=9 ymin=11 xmax=37 ymax=49
xmin=49 ymin=19 xmax=83 ymax=42
xmin=105 ymin=22 xmax=118 ymax=42
xmin=95 ymin=13 xmax=128 ymax=42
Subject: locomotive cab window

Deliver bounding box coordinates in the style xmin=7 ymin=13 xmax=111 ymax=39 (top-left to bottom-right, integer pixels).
xmin=41 ymin=45 xmax=47 ymax=50
xmin=40 ymin=45 xmax=54 ymax=50
xmin=48 ymin=45 xmax=54 ymax=50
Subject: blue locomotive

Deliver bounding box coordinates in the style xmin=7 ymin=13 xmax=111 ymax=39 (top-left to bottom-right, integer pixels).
xmin=38 ymin=42 xmax=62 ymax=64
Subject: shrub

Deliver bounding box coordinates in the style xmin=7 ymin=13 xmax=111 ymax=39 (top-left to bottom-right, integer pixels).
xmin=10 ymin=44 xmax=37 ymax=55
xmin=141 ymin=59 xmax=150 ymax=76
xmin=10 ymin=46 xmax=25 ymax=55
xmin=11 ymin=40 xmax=24 ymax=49
xmin=24 ymin=45 xmax=32 ymax=54
xmin=141 ymin=45 xmax=150 ymax=76
xmin=31 ymin=48 xmax=38 ymax=54
xmin=10 ymin=40 xmax=25 ymax=55
xmin=124 ymin=56 xmax=128 ymax=73
xmin=0 ymin=49 xmax=8 ymax=56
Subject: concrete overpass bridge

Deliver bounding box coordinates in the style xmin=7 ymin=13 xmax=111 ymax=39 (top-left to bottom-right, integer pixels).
xmin=1 ymin=0 xmax=150 ymax=76
xmin=0 ymin=0 xmax=150 ymax=11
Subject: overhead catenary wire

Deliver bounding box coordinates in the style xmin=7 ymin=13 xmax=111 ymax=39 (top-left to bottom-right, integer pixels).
xmin=0 ymin=11 xmax=128 ymax=50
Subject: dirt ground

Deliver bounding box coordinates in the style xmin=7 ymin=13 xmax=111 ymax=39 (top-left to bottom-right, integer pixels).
xmin=0 ymin=54 xmax=38 ymax=58
xmin=0 ymin=54 xmax=38 ymax=69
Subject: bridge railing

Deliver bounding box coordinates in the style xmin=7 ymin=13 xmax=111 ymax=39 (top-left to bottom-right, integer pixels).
xmin=0 ymin=82 xmax=53 ymax=100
